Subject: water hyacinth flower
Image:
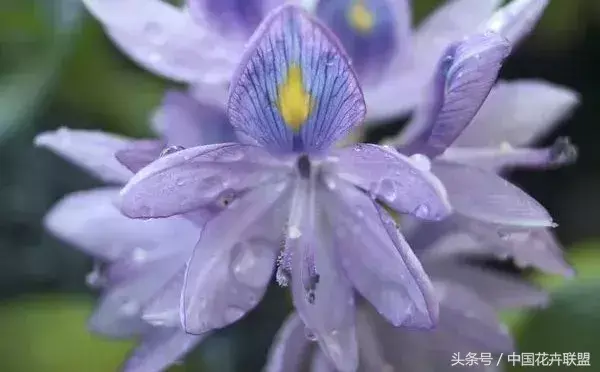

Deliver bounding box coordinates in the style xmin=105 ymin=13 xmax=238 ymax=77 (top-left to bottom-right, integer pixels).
xmin=385 ymin=0 xmax=579 ymax=277
xmin=35 ymin=91 xmax=236 ymax=371
xmin=117 ymin=6 xmax=455 ymax=371
xmin=81 ymin=0 xmax=544 ymax=124
xmin=265 ymin=228 xmax=550 ymax=372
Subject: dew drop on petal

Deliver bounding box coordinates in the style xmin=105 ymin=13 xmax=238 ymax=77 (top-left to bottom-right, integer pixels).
xmin=224 ymin=307 xmax=245 ymax=323
xmin=304 ymin=327 xmax=318 ymax=342
xmin=288 ymin=226 xmax=302 ymax=239
xmin=143 ymin=21 xmax=166 ymax=45
xmin=131 ymin=247 xmax=147 ymax=263
xmin=160 ymin=145 xmax=185 ymax=157
xmin=409 ymin=153 xmax=432 ymax=172
xmin=413 ymin=204 xmax=430 ymax=219
xmin=231 ymin=242 xmax=275 ymax=288
xmin=120 ymin=300 xmax=140 ymax=316
xmin=373 ymin=179 xmax=397 ymax=201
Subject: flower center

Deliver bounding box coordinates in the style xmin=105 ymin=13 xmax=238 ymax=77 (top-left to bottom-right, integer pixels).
xmin=347 ymin=0 xmax=374 ymax=34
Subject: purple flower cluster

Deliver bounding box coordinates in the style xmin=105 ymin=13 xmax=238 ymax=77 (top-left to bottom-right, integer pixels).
xmin=36 ymin=0 xmax=579 ymax=371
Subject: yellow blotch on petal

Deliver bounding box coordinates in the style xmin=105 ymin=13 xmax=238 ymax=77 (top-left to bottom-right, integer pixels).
xmin=347 ymin=0 xmax=374 ymax=34
xmin=277 ymin=65 xmax=312 ymax=132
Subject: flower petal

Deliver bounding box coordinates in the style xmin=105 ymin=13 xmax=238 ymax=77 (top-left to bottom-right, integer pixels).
xmin=265 ymin=313 xmax=311 ymax=372
xmin=118 ymin=143 xmax=288 ymax=218
xmin=440 ymin=137 xmax=578 ymax=172
xmin=182 ymin=182 xmax=289 ymax=334
xmin=454 ymin=80 xmax=581 ymax=147
xmin=44 ymin=188 xmax=197 ymax=261
xmin=142 ymin=269 xmax=186 ymax=328
xmin=187 ymin=0 xmax=278 ymax=39
xmin=115 ymin=140 xmax=165 ymax=173
xmin=482 ymin=0 xmax=549 ymax=46
xmin=123 ymin=327 xmax=205 ymax=372
xmin=413 ymin=0 xmax=502 ymax=72
xmin=314 ymin=0 xmax=411 ymax=83
xmin=228 ymin=4 xmax=366 ymax=153
xmin=423 ymin=258 xmax=549 ymax=310
xmin=331 ymin=144 xmax=451 ymax=220
xmin=432 ymin=161 xmax=553 ymax=227
xmin=310 ymin=349 xmax=335 ymax=372
xmin=151 ymin=90 xmax=236 ymax=148
xmin=325 ymin=181 xmax=438 ymax=329
xmin=34 ymin=128 xmax=132 ymax=183
xmin=88 ymin=254 xmax=183 ymax=337
xmin=82 ymin=0 xmax=239 ymax=84
xmin=398 ymin=32 xmax=511 ymax=157
xmin=288 ymin=189 xmax=358 ymax=372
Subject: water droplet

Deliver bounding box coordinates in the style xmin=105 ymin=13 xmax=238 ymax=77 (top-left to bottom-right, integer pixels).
xmin=216 ymin=190 xmax=236 ymax=208
xmin=224 ymin=307 xmax=245 ymax=323
xmin=409 ymin=153 xmax=432 ymax=172
xmin=160 ymin=145 xmax=185 ymax=157
xmin=120 ymin=301 xmax=140 ymax=316
xmin=288 ymin=226 xmax=302 ymax=239
xmin=304 ymin=327 xmax=318 ymax=341
xmin=131 ymin=247 xmax=147 ymax=263
xmin=220 ymin=147 xmax=246 ymax=162
xmin=413 ymin=204 xmax=430 ymax=219
xmin=148 ymin=52 xmax=163 ymax=63
xmin=373 ymin=179 xmax=397 ymax=201
xmin=143 ymin=21 xmax=166 ymax=45
xmin=85 ymin=269 xmax=104 ymax=288
xmin=323 ymin=175 xmax=337 ymax=190
xmin=231 ymin=242 xmax=274 ymax=288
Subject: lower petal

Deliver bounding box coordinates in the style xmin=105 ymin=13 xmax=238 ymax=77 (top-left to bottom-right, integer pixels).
xmin=123 ymin=327 xmax=206 ymax=372
xmin=265 ymin=313 xmax=311 ymax=372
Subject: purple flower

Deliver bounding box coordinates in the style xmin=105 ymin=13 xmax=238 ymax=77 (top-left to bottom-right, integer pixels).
xmin=117 ymin=6 xmax=454 ymax=371
xmin=35 ymin=91 xmax=234 ymax=371
xmin=265 ymin=227 xmax=550 ymax=372
xmin=82 ymin=0 xmax=545 ymax=123
xmin=384 ymin=0 xmax=579 ymax=277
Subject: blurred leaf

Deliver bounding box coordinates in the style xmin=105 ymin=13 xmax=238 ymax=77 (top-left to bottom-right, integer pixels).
xmin=0 ymin=0 xmax=84 ymax=141
xmin=0 ymin=295 xmax=133 ymax=372
xmin=506 ymin=242 xmax=600 ymax=370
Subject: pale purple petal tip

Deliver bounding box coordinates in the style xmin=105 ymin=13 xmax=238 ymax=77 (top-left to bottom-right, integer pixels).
xmin=115 ymin=140 xmax=165 ymax=173
xmin=482 ymin=0 xmax=549 ymax=46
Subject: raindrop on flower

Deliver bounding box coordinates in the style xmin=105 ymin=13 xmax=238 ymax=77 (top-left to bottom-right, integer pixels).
xmin=413 ymin=204 xmax=430 ymax=219
xmin=231 ymin=241 xmax=275 ymax=288
xmin=373 ymin=179 xmax=397 ymax=202
xmin=224 ymin=307 xmax=245 ymax=323
xmin=304 ymin=327 xmax=318 ymax=342
xmin=160 ymin=145 xmax=185 ymax=157
xmin=288 ymin=226 xmax=302 ymax=239
xmin=409 ymin=153 xmax=432 ymax=172
xmin=120 ymin=300 xmax=140 ymax=316
xmin=143 ymin=21 xmax=166 ymax=45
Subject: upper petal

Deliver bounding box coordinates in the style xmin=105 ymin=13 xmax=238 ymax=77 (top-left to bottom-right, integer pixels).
xmin=123 ymin=327 xmax=205 ymax=372
xmin=432 ymin=161 xmax=553 ymax=227
xmin=330 ymin=144 xmax=451 ymax=220
xmin=482 ymin=0 xmax=549 ymax=47
xmin=412 ymin=0 xmax=503 ymax=72
xmin=314 ymin=0 xmax=411 ymax=84
xmin=151 ymin=90 xmax=236 ymax=148
xmin=34 ymin=128 xmax=132 ymax=184
xmin=325 ymin=181 xmax=439 ymax=329
xmin=227 ymin=5 xmax=366 ymax=153
xmin=118 ymin=143 xmax=289 ymax=218
xmin=181 ymin=182 xmax=290 ymax=334
xmin=83 ymin=0 xmax=240 ymax=85
xmin=454 ymin=80 xmax=581 ymax=147
xmin=44 ymin=188 xmax=197 ymax=261
xmin=264 ymin=313 xmax=311 ymax=372
xmin=397 ymin=32 xmax=511 ymax=157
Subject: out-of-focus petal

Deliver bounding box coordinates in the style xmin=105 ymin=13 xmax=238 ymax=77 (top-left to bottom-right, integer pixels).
xmin=118 ymin=143 xmax=289 ymax=218
xmin=325 ymin=181 xmax=438 ymax=329
xmin=440 ymin=137 xmax=578 ymax=172
xmin=228 ymin=5 xmax=366 ymax=153
xmin=123 ymin=327 xmax=205 ymax=372
xmin=34 ymin=128 xmax=132 ymax=184
xmin=314 ymin=0 xmax=410 ymax=84
xmin=354 ymin=307 xmax=392 ymax=371
xmin=482 ymin=0 xmax=549 ymax=47
xmin=151 ymin=90 xmax=236 ymax=148
xmin=423 ymin=258 xmax=549 ymax=309
xmin=88 ymin=254 xmax=184 ymax=337
xmin=432 ymin=162 xmax=553 ymax=227
xmin=288 ymin=187 xmax=358 ymax=372
xmin=142 ymin=269 xmax=185 ymax=328
xmin=454 ymin=80 xmax=581 ymax=147
xmin=412 ymin=0 xmax=502 ymax=72
xmin=115 ymin=140 xmax=165 ymax=173
xmin=310 ymin=349 xmax=335 ymax=372
xmin=331 ymin=144 xmax=451 ymax=220
xmin=265 ymin=313 xmax=310 ymax=372
xmin=44 ymin=188 xmax=197 ymax=261
xmin=82 ymin=0 xmax=239 ymax=85
xmin=398 ymin=32 xmax=511 ymax=157
xmin=182 ymin=182 xmax=290 ymax=334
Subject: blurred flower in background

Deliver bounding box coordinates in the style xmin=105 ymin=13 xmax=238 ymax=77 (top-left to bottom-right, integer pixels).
xmin=0 ymin=0 xmax=599 ymax=371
